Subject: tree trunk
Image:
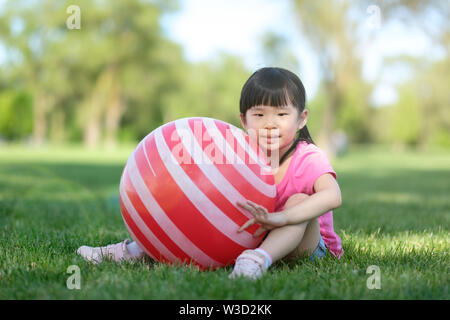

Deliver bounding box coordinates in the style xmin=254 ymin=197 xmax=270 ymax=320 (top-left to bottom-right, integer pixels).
xmin=81 ymin=66 xmax=116 ymax=148
xmin=104 ymin=97 xmax=123 ymax=149
xmin=82 ymin=90 xmax=104 ymax=148
xmin=317 ymin=81 xmax=339 ymax=158
xmin=49 ymin=108 xmax=65 ymax=144
xmin=104 ymin=67 xmax=124 ymax=149
xmin=33 ymin=92 xmax=53 ymax=145
xmin=84 ymin=115 xmax=101 ymax=148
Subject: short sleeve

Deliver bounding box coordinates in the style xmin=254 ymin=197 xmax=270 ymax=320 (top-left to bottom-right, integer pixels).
xmin=292 ymin=148 xmax=337 ymax=195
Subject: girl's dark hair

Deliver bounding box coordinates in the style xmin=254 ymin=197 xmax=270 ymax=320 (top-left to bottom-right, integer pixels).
xmin=239 ymin=67 xmax=314 ymax=165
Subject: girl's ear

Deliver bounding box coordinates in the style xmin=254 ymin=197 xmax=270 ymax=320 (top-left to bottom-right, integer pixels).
xmin=298 ymin=109 xmax=308 ymax=130
xmin=239 ymin=113 xmax=247 ymax=130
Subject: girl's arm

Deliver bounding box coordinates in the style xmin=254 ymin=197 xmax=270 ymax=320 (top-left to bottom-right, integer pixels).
xmin=283 ymin=173 xmax=342 ymax=225
xmin=237 ymin=173 xmax=341 ymax=236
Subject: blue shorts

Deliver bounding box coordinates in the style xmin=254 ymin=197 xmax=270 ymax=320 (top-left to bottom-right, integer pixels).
xmin=309 ymin=234 xmax=326 ymax=261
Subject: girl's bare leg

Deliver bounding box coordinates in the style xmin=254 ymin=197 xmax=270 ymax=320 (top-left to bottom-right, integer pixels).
xmin=258 ymin=193 xmax=320 ymax=262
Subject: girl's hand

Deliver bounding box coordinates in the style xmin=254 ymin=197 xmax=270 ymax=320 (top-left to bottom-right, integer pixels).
xmin=236 ymin=200 xmax=288 ymax=237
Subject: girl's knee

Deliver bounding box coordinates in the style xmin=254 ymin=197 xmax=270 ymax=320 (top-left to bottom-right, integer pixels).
xmin=283 ymin=193 xmax=309 ymax=209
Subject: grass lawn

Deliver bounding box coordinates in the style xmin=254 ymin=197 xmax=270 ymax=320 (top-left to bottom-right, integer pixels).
xmin=0 ymin=144 xmax=449 ymax=299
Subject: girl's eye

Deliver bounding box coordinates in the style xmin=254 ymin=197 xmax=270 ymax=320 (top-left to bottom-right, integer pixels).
xmin=253 ymin=114 xmax=263 ymax=117
xmin=278 ymin=113 xmax=288 ymax=116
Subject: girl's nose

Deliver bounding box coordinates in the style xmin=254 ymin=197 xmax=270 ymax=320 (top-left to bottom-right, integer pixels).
xmin=263 ymin=119 xmax=278 ymax=130
xmin=263 ymin=123 xmax=280 ymax=137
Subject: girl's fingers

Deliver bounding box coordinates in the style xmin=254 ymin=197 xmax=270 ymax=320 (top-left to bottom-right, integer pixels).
xmin=248 ymin=205 xmax=268 ymax=223
xmin=237 ymin=201 xmax=260 ymax=220
xmin=246 ymin=200 xmax=261 ymax=211
xmin=237 ymin=200 xmax=269 ymax=225
xmin=247 ymin=201 xmax=268 ymax=215
xmin=254 ymin=226 xmax=267 ymax=238
xmin=240 ymin=200 xmax=268 ymax=214
xmin=237 ymin=201 xmax=255 ymax=213
xmin=245 ymin=200 xmax=260 ymax=209
xmin=238 ymin=218 xmax=256 ymax=233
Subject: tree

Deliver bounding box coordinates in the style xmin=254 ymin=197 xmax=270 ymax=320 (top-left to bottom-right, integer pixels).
xmin=0 ymin=0 xmax=66 ymax=144
xmin=292 ymin=0 xmax=371 ymax=156
xmin=56 ymin=0 xmax=184 ymax=147
xmin=0 ymin=90 xmax=33 ymax=141
xmin=0 ymin=0 xmax=186 ymax=147
xmin=259 ymin=31 xmax=300 ymax=73
xmin=292 ymin=0 xmax=449 ymax=153
xmin=161 ymin=53 xmax=251 ymax=129
xmin=391 ymin=85 xmax=421 ymax=146
xmin=395 ymin=57 xmax=450 ymax=148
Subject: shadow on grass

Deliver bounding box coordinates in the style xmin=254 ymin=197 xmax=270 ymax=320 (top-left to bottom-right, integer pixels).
xmin=336 ymin=168 xmax=450 ymax=235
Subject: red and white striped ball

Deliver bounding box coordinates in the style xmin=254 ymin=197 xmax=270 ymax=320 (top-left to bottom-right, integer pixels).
xmin=119 ymin=117 xmax=276 ymax=269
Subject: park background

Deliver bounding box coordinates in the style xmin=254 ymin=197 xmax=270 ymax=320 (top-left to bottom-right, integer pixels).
xmin=0 ymin=0 xmax=448 ymax=299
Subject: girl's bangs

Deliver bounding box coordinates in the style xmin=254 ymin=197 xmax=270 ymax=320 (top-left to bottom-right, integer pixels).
xmin=241 ymin=84 xmax=294 ymax=112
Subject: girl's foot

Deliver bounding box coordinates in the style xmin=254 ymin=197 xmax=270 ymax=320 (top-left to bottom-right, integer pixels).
xmin=77 ymin=239 xmax=144 ymax=264
xmin=228 ymin=249 xmax=267 ymax=280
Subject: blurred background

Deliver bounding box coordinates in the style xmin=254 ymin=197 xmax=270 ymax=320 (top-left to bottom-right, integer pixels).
xmin=0 ymin=0 xmax=448 ymax=157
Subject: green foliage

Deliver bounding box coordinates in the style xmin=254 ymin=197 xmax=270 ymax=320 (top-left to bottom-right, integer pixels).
xmin=161 ymin=54 xmax=251 ymax=129
xmin=418 ymin=59 xmax=450 ymax=148
xmin=0 ymin=0 xmax=448 ymax=150
xmin=391 ymin=86 xmax=421 ymax=146
xmin=0 ymin=0 xmax=254 ymax=145
xmin=306 ymin=87 xmax=329 ymax=139
xmin=368 ymin=105 xmax=395 ymax=145
xmin=336 ymin=81 xmax=372 ymax=143
xmin=292 ymin=0 xmax=449 ymax=150
xmin=430 ymin=128 xmax=450 ymax=149
xmin=0 ymin=90 xmax=33 ymax=140
xmin=376 ymin=56 xmax=450 ymax=149
xmin=259 ymin=31 xmax=300 ymax=73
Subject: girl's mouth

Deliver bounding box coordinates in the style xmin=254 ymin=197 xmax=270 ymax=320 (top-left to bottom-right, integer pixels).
xmin=260 ymin=136 xmax=280 ymax=144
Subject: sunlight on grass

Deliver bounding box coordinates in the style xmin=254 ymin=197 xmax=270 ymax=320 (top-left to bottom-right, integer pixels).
xmin=362 ymin=192 xmax=422 ymax=204
xmin=342 ymin=229 xmax=449 ymax=255
xmin=334 ymin=146 xmax=450 ymax=172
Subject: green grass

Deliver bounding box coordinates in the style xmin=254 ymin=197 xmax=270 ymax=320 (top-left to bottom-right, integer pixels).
xmin=0 ymin=144 xmax=449 ymax=299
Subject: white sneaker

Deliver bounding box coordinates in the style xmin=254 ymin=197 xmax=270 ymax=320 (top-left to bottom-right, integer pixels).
xmin=77 ymin=239 xmax=143 ymax=264
xmin=228 ymin=249 xmax=267 ymax=280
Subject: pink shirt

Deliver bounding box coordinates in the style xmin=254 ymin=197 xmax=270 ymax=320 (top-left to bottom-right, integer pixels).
xmin=275 ymin=141 xmax=344 ymax=259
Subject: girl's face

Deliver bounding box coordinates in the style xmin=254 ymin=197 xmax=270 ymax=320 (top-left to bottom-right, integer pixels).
xmin=240 ymin=104 xmax=308 ymax=159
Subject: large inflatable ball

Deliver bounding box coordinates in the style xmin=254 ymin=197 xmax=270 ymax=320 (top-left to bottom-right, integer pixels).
xmin=119 ymin=117 xmax=276 ymax=269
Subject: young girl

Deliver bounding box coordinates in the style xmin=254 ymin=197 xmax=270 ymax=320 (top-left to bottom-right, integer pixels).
xmin=77 ymin=67 xmax=344 ymax=279
xmin=228 ymin=67 xmax=343 ymax=279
